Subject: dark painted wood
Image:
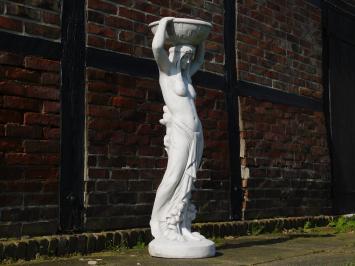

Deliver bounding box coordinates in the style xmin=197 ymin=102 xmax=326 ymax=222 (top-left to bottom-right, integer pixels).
xmin=0 ymin=30 xmax=61 ymax=59
xmin=325 ymin=0 xmax=355 ymax=19
xmin=237 ymin=81 xmax=323 ymax=111
xmin=86 ymin=47 xmax=225 ymax=91
xmin=321 ymin=1 xmax=335 ymax=213
xmin=326 ymin=1 xmax=355 ymax=214
xmin=60 ymin=0 xmax=85 ymax=232
xmin=309 ymin=0 xmax=321 ymax=8
xmin=327 ymin=2 xmax=355 ymax=46
xmin=224 ymin=0 xmax=243 ymax=220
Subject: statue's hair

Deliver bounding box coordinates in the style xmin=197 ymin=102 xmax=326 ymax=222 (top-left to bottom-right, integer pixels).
xmin=169 ymin=45 xmax=196 ymax=55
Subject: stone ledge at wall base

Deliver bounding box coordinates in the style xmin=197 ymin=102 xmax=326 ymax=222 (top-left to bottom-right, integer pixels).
xmin=0 ymin=215 xmax=333 ymax=263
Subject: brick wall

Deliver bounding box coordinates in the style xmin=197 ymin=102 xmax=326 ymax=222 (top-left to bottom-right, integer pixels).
xmin=0 ymin=51 xmax=60 ymax=237
xmin=239 ymin=97 xmax=331 ymax=218
xmin=237 ymin=0 xmax=322 ymax=98
xmin=237 ymin=0 xmax=331 ymax=219
xmin=84 ymin=68 xmax=230 ymax=231
xmin=86 ymin=0 xmax=225 ymax=74
xmin=0 ymin=0 xmax=335 ymax=238
xmin=0 ymin=0 xmax=61 ymax=41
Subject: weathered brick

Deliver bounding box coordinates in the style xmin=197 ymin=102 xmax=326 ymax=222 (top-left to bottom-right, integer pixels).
xmin=88 ymin=0 xmax=117 ymax=14
xmin=24 ymin=113 xmax=59 ymax=126
xmin=0 ymin=16 xmax=23 ymax=32
xmin=25 ymin=22 xmax=60 ymax=40
xmin=6 ymin=3 xmax=41 ymax=21
xmin=24 ymin=57 xmax=60 ymax=72
xmin=3 ymin=96 xmax=41 ymax=111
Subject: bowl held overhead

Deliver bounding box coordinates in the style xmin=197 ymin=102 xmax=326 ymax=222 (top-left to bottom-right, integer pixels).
xmin=149 ymin=18 xmax=212 ymax=46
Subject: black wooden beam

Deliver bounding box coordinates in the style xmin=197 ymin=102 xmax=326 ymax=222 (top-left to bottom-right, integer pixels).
xmin=86 ymin=47 xmax=225 ymax=91
xmin=237 ymin=80 xmax=323 ymax=111
xmin=60 ymin=0 xmax=85 ymax=232
xmin=309 ymin=0 xmax=321 ymax=8
xmin=321 ymin=0 xmax=335 ymax=216
xmin=224 ymin=0 xmax=243 ymax=220
xmin=0 ymin=30 xmax=61 ymax=60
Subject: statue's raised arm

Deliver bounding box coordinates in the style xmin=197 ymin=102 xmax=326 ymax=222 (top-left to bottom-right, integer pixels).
xmin=189 ymin=42 xmax=205 ymax=76
xmin=151 ymin=17 xmax=174 ymax=73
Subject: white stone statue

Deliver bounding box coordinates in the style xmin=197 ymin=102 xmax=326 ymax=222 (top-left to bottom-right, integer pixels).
xmin=148 ymin=17 xmax=215 ymax=258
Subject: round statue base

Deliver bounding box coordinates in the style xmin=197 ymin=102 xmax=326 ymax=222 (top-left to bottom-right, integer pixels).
xmin=148 ymin=238 xmax=215 ymax=259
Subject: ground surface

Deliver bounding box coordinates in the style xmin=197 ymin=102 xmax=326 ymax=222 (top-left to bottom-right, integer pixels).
xmin=7 ymin=227 xmax=355 ymax=266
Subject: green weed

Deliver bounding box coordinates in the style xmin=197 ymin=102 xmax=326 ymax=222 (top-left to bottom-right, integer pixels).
xmin=329 ymin=216 xmax=355 ymax=233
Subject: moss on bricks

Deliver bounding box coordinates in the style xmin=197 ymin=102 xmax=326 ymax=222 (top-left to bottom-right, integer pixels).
xmin=38 ymin=238 xmax=49 ymax=256
xmin=0 ymin=215 xmax=335 ymax=263
xmin=77 ymin=234 xmax=88 ymax=254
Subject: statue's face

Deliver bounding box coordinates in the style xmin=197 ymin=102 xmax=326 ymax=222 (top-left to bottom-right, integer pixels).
xmin=180 ymin=53 xmax=193 ymax=70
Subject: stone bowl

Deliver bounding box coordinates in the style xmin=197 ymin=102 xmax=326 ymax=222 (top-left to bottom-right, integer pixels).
xmin=149 ymin=18 xmax=212 ymax=46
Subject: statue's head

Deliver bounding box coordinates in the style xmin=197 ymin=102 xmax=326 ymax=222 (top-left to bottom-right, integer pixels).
xmin=169 ymin=45 xmax=196 ymax=70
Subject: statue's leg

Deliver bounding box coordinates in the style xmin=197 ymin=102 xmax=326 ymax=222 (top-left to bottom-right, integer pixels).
xmin=151 ymin=125 xmax=190 ymax=239
xmin=180 ymin=131 xmax=206 ymax=241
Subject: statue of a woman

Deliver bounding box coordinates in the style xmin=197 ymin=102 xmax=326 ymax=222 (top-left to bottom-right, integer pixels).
xmin=149 ymin=17 xmax=206 ymax=243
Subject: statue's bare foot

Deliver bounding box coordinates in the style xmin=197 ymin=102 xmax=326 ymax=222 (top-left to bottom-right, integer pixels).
xmin=181 ymin=227 xmax=202 ymax=241
xmin=192 ymin=231 xmax=206 ymax=240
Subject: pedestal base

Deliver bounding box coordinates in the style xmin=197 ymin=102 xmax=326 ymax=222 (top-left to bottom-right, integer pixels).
xmin=148 ymin=238 xmax=215 ymax=258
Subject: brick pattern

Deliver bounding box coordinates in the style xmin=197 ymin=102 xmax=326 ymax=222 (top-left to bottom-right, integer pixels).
xmin=239 ymin=97 xmax=331 ymax=219
xmin=0 ymin=0 xmax=61 ymax=41
xmin=0 ymin=51 xmax=60 ymax=237
xmin=85 ymin=67 xmax=230 ymax=231
xmin=237 ymin=0 xmax=322 ymax=98
xmin=86 ymin=0 xmax=225 ymax=74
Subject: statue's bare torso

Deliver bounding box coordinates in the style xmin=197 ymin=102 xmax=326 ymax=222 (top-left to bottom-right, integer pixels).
xmin=159 ymin=71 xmax=200 ymax=131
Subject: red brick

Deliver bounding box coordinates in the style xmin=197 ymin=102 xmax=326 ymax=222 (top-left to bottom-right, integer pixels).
xmin=5 ymin=153 xmax=59 ymax=165
xmin=112 ymin=96 xmax=137 ymax=108
xmin=87 ymin=22 xmax=115 ymax=38
xmin=5 ymin=124 xmax=42 ymax=139
xmin=0 ymin=16 xmax=22 ymax=32
xmin=6 ymin=3 xmax=41 ymax=21
xmin=24 ymin=57 xmax=60 ymax=72
xmin=24 ymin=194 xmax=57 ymax=206
xmin=24 ymin=113 xmax=59 ymax=127
xmin=118 ymin=7 xmax=145 ymax=21
xmin=3 ymin=96 xmax=41 ymax=111
xmin=41 ymin=72 xmax=59 ymax=85
xmin=88 ymin=0 xmax=117 ymax=14
xmin=0 ymin=52 xmax=23 ymax=66
xmin=87 ymin=10 xmax=105 ymax=24
xmin=43 ymin=127 xmax=60 ymax=140
xmin=43 ymin=101 xmax=60 ymax=113
xmin=0 ymin=109 xmax=23 ymax=123
xmin=24 ymin=167 xmax=58 ymax=180
xmin=0 ymin=194 xmax=22 ymax=207
xmin=87 ymin=93 xmax=112 ymax=105
xmin=87 ymin=81 xmax=116 ymax=93
xmin=105 ymin=16 xmax=133 ymax=31
xmin=0 ymin=139 xmax=23 ymax=152
xmin=42 ymin=11 xmax=60 ymax=25
xmin=25 ymin=85 xmax=59 ymax=100
xmin=25 ymin=22 xmax=60 ymax=40
xmin=24 ymin=140 xmax=59 ymax=153
xmin=88 ymin=168 xmax=109 ymax=179
xmin=0 ymin=81 xmax=25 ymax=97
xmin=25 ymin=0 xmax=60 ymax=11
xmin=105 ymin=39 xmax=132 ymax=54
xmin=6 ymin=67 xmax=40 ymax=83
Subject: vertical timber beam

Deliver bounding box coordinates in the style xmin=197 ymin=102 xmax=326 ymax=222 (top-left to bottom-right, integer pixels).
xmin=60 ymin=0 xmax=86 ymax=232
xmin=224 ymin=0 xmax=243 ymax=219
xmin=321 ymin=1 xmax=335 ymax=213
